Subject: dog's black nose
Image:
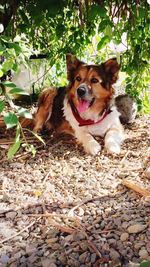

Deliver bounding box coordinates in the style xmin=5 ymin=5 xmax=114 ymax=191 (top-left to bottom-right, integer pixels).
xmin=77 ymin=86 xmax=86 ymax=98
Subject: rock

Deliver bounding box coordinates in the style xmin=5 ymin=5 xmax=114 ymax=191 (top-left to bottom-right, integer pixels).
xmin=51 ymin=243 xmax=60 ymax=250
xmin=79 ymin=252 xmax=88 ymax=263
xmin=127 ymin=224 xmax=147 ymax=234
xmin=73 ymin=231 xmax=85 ymax=241
xmin=80 ymin=242 xmax=88 ymax=251
xmin=120 ymin=233 xmax=129 ymax=241
xmin=26 ymin=245 xmax=37 ymax=255
xmin=127 ymin=262 xmax=140 ymax=267
xmin=28 ymin=254 xmax=38 ymax=263
xmin=122 ymin=222 xmax=129 ymax=229
xmin=48 ymin=264 xmax=57 ymax=267
xmin=44 ymin=251 xmax=49 ymax=257
xmin=67 ymin=258 xmax=80 ymax=267
xmin=139 ymin=248 xmax=149 ymax=259
xmin=134 ymin=242 xmax=146 ymax=250
xmin=20 ymin=256 xmax=27 ymax=263
xmin=36 ymin=249 xmax=44 ymax=257
xmin=110 ymin=249 xmax=120 ymax=260
xmin=13 ymin=251 xmax=22 ymax=259
xmin=143 ymin=167 xmax=150 ymax=179
xmin=26 ymin=262 xmax=34 ymax=267
xmin=10 ymin=162 xmax=24 ymax=169
xmin=0 ymin=254 xmax=10 ymax=264
xmin=9 ymin=263 xmax=18 ymax=267
xmin=90 ymin=253 xmax=96 ymax=263
xmin=108 ymin=238 xmax=117 ymax=245
xmin=146 ymin=243 xmax=150 ymax=253
xmin=41 ymin=258 xmax=55 ymax=267
xmin=58 ymin=254 xmax=67 ymax=265
xmin=6 ymin=211 xmax=17 ymax=219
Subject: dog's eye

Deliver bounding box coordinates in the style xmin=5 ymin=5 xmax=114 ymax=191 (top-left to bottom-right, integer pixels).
xmin=75 ymin=76 xmax=81 ymax=82
xmin=91 ymin=78 xmax=99 ymax=83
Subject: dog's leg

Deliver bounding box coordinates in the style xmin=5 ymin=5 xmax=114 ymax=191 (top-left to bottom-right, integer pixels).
xmin=75 ymin=129 xmax=101 ymax=155
xmin=33 ymin=87 xmax=57 ymax=132
xmin=104 ymin=126 xmax=124 ymax=154
xmin=33 ymin=106 xmax=52 ymax=132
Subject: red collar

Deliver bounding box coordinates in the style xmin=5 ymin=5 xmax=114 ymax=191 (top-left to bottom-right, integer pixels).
xmin=69 ymin=99 xmax=111 ymax=127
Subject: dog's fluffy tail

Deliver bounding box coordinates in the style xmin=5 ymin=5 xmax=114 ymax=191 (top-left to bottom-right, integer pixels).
xmin=33 ymin=87 xmax=57 ymax=132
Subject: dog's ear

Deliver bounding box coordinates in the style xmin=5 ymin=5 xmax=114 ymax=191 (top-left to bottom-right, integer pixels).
xmin=100 ymin=58 xmax=120 ymax=89
xmin=66 ymin=54 xmax=84 ymax=81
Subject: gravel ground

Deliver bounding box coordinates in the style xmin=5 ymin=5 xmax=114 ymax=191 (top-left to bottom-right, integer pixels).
xmin=0 ymin=115 xmax=150 ymax=267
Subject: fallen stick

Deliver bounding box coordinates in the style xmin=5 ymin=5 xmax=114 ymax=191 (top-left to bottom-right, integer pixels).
xmin=51 ymin=224 xmax=75 ymax=234
xmin=0 ymin=137 xmax=39 ymax=145
xmin=120 ymin=151 xmax=130 ymax=164
xmin=28 ymin=213 xmax=80 ymax=221
xmin=122 ymin=179 xmax=150 ymax=197
xmin=0 ymin=217 xmax=41 ymax=244
xmin=68 ymin=194 xmax=115 ymax=217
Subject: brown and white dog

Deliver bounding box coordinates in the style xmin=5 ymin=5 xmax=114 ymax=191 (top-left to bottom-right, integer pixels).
xmin=33 ymin=54 xmax=124 ymax=155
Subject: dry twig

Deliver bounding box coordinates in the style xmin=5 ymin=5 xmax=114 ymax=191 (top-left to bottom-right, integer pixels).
xmin=68 ymin=194 xmax=114 ymax=216
xmin=0 ymin=217 xmax=41 ymax=244
xmin=28 ymin=212 xmax=80 ymax=221
xmin=122 ymin=179 xmax=150 ymax=197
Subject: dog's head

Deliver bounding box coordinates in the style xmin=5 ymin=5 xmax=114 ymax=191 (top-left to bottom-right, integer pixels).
xmin=66 ymin=54 xmax=120 ymax=116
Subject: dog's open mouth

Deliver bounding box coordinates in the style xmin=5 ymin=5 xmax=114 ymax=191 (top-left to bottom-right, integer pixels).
xmin=77 ymin=98 xmax=95 ymax=113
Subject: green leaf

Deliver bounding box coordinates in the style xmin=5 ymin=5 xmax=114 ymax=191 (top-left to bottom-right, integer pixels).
xmin=3 ymin=81 xmax=17 ymax=88
xmin=97 ymin=36 xmax=110 ymax=50
xmin=17 ymin=107 xmax=32 ymax=119
xmin=140 ymin=262 xmax=150 ymax=267
xmin=4 ymin=112 xmax=18 ymax=129
xmin=104 ymin=25 xmax=113 ymax=38
xmin=8 ymin=43 xmax=22 ymax=53
xmin=7 ymin=140 xmax=21 ymax=160
xmin=0 ymin=100 xmax=5 ymax=112
xmin=9 ymin=87 xmax=29 ymax=95
xmin=98 ymin=20 xmax=107 ymax=32
xmin=2 ymin=59 xmax=14 ymax=72
xmin=15 ymin=124 xmax=21 ymax=142
xmin=89 ymin=5 xmax=107 ymax=20
xmin=0 ymin=69 xmax=3 ymax=77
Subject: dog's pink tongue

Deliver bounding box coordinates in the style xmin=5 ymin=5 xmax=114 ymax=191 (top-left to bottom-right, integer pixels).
xmin=77 ymin=99 xmax=90 ymax=113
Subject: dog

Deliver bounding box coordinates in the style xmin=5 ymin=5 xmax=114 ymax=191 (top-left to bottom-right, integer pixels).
xmin=33 ymin=54 xmax=124 ymax=155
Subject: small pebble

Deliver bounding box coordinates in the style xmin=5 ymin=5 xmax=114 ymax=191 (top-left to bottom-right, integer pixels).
xmin=110 ymin=248 xmax=120 ymax=260
xmin=79 ymin=252 xmax=88 ymax=263
xmin=139 ymin=248 xmax=149 ymax=259
xmin=6 ymin=211 xmax=17 ymax=219
xmin=120 ymin=233 xmax=129 ymax=241
xmin=127 ymin=224 xmax=147 ymax=234
xmin=0 ymin=254 xmax=9 ymax=264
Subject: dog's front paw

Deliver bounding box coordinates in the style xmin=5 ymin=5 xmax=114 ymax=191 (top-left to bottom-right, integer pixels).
xmin=84 ymin=140 xmax=101 ymax=155
xmin=106 ymin=142 xmax=121 ymax=154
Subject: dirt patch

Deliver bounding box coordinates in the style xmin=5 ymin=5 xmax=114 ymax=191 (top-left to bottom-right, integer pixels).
xmin=0 ymin=115 xmax=150 ymax=267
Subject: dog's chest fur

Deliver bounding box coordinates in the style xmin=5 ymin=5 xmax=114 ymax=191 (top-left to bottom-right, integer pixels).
xmin=63 ymin=97 xmax=122 ymax=137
